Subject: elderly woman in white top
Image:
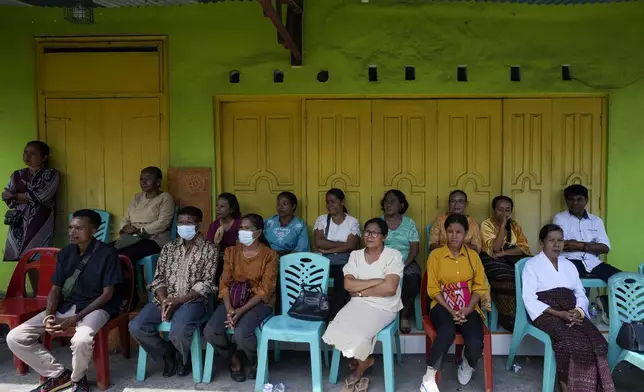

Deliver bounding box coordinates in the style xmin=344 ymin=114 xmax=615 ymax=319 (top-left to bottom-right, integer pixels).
xmin=313 ymin=188 xmax=360 ymax=319
xmin=322 ymin=217 xmax=404 ymax=392
xmin=522 ymin=224 xmax=615 ymax=392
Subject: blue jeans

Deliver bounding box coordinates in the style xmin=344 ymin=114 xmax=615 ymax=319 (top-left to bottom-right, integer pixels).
xmin=129 ymin=301 xmax=206 ymax=363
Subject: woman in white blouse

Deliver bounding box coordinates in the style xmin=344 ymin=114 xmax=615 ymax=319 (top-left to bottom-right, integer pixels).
xmin=313 ymin=188 xmax=360 ymax=319
xmin=322 ymin=218 xmax=403 ymax=391
xmin=522 ymin=224 xmax=615 ymax=392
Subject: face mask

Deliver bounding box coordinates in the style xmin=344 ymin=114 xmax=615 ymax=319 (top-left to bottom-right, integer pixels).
xmin=177 ymin=225 xmax=197 ymax=241
xmin=238 ymin=230 xmax=256 ymax=246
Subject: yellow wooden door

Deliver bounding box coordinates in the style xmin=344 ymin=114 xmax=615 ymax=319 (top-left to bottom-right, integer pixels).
xmin=372 ymin=100 xmax=438 ymax=262
xmin=219 ymin=101 xmax=303 ymax=221
xmin=551 ymin=98 xmax=604 ymax=216
xmin=502 ymin=99 xmax=553 ymax=254
xmin=436 ymin=100 xmax=503 ymax=223
xmin=44 ymin=98 xmax=163 ymax=244
xmin=305 ymin=100 xmax=372 ymax=234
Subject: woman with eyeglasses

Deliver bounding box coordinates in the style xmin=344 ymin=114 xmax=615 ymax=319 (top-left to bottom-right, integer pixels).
xmin=322 ymin=218 xmax=404 ymax=391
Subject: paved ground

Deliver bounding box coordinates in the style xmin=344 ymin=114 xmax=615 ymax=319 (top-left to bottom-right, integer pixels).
xmin=0 ymin=341 xmax=642 ymax=391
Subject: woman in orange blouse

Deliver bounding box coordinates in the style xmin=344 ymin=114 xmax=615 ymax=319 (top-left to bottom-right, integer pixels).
xmin=203 ymin=213 xmax=278 ymax=383
xmin=420 ymin=214 xmax=490 ymax=392
xmin=480 ymin=195 xmax=531 ymax=331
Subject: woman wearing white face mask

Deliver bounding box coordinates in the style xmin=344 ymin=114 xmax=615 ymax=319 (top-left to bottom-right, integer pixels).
xmin=203 ymin=213 xmax=278 ymax=383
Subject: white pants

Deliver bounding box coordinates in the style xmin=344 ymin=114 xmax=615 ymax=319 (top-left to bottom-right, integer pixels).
xmin=6 ymin=306 xmax=110 ymax=382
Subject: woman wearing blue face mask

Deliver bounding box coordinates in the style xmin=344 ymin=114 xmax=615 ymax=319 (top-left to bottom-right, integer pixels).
xmin=203 ymin=213 xmax=278 ymax=383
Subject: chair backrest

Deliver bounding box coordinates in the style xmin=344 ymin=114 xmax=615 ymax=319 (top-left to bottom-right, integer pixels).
xmin=608 ymin=273 xmax=644 ymax=343
xmin=5 ymin=247 xmax=59 ymax=299
xmin=170 ymin=205 xmax=179 ymax=241
xmin=279 ymin=252 xmax=331 ymax=314
xmin=514 ymin=257 xmax=533 ymax=326
xmin=425 ymin=223 xmax=432 ymax=255
xmin=119 ymin=254 xmax=135 ymax=313
xmin=68 ymin=209 xmax=111 ymax=242
xmin=639 ymin=263 xmax=644 ymax=275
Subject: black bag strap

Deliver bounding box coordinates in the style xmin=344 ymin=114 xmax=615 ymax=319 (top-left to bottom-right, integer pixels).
xmin=324 ymin=214 xmax=331 ymax=239
xmin=62 ymin=240 xmax=98 ymax=298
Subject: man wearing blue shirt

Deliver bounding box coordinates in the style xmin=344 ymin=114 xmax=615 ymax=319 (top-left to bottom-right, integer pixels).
xmin=7 ymin=209 xmax=122 ymax=392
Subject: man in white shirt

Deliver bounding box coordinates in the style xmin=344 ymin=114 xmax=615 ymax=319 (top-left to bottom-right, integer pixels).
xmin=553 ymin=184 xmax=621 ymax=282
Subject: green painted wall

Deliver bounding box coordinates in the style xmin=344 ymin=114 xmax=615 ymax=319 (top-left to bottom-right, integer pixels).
xmin=1 ymin=1 xmax=643 ymax=288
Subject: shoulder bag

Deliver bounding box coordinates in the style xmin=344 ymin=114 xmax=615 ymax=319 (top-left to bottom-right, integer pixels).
xmin=323 ymin=214 xmax=350 ymax=266
xmin=61 ymin=241 xmax=99 ymax=299
xmin=4 ymin=171 xmax=25 ymax=227
xmin=440 ymin=249 xmax=475 ymax=311
xmin=617 ymin=321 xmax=644 ymax=353
xmin=288 ymin=283 xmax=330 ymax=322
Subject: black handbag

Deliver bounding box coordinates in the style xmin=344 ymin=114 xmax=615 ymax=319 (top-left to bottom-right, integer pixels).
xmin=617 ymin=321 xmax=644 ymax=352
xmin=287 ymin=283 xmax=330 ymax=322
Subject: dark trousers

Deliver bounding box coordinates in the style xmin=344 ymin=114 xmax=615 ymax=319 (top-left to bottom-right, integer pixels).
xmin=569 ymin=259 xmax=621 ymax=282
xmin=203 ymin=302 xmax=272 ymax=363
xmin=329 ymin=265 xmax=350 ymax=320
xmin=115 ymin=238 xmax=161 ymax=305
xmin=129 ymin=301 xmax=206 ymax=363
xmin=426 ymin=304 xmax=484 ymax=370
xmin=401 ymin=273 xmax=421 ymax=317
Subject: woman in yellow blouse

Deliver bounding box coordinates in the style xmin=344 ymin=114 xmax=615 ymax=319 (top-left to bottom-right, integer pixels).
xmin=480 ymin=195 xmax=531 ymax=331
xmin=420 ymin=214 xmax=490 ymax=392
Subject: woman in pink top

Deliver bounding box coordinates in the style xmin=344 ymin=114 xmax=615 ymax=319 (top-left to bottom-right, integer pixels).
xmin=207 ymin=192 xmax=242 ymax=282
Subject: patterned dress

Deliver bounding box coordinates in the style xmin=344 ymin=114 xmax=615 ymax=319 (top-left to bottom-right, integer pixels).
xmin=3 ymin=167 xmax=59 ymax=261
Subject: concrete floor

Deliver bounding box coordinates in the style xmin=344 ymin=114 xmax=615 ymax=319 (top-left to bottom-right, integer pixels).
xmin=0 ymin=342 xmax=642 ymax=392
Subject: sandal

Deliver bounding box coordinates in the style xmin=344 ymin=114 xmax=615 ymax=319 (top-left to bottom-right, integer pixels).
xmin=228 ymin=364 xmax=246 ymax=383
xmin=340 ymin=375 xmax=360 ymax=392
xmin=400 ymin=319 xmax=412 ymax=334
xmin=355 ymin=377 xmax=370 ymax=392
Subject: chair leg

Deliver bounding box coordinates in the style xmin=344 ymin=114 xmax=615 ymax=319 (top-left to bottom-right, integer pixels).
xmin=505 ymin=328 xmax=525 ymax=371
xmin=119 ymin=321 xmax=130 ymax=359
xmin=382 ymin=337 xmax=396 ymax=392
xmin=414 ymin=294 xmax=423 ymax=331
xmin=543 ymin=345 xmax=557 ymax=392
xmin=329 ymin=348 xmax=341 ymax=384
xmin=202 ymin=343 xmax=215 ymax=384
xmin=323 ymin=343 xmax=330 ymax=368
xmin=254 ymin=334 xmax=270 ymax=392
xmin=424 ymin=336 xmax=432 ymax=364
xmin=455 ymin=344 xmax=463 ymax=362
xmin=490 ymin=302 xmax=499 ymax=332
xmin=273 ymin=340 xmax=281 ymax=362
xmin=394 ymin=331 xmax=402 ymax=365
xmin=190 ymin=332 xmax=203 ymax=384
xmin=94 ymin=330 xmax=111 ymax=391
xmin=136 ymin=345 xmax=148 ymax=382
xmin=309 ymin=339 xmax=324 ymax=392
xmin=483 ymin=334 xmax=493 ymax=392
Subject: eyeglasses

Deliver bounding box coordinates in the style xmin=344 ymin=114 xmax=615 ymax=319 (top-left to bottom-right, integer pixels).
xmin=364 ymin=230 xmax=383 ymax=238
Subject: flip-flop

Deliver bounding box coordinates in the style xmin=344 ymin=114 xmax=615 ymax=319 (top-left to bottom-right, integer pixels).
xmin=355 ymin=377 xmax=370 ymax=392
xmin=340 ymin=376 xmax=360 ymax=392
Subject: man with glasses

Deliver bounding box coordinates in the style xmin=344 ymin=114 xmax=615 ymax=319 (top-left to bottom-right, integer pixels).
xmin=429 ymin=190 xmax=482 ymax=253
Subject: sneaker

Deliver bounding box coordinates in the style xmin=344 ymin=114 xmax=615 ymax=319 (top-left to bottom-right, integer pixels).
xmin=29 ymin=369 xmax=72 ymax=392
xmin=71 ymin=376 xmax=89 ymax=392
xmin=420 ymin=366 xmax=440 ymax=392
xmin=457 ymin=357 xmax=474 ymax=385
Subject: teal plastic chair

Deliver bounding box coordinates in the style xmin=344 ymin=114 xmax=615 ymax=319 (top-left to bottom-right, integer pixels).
xmin=68 ymin=209 xmax=111 ymax=242
xmin=254 ymin=252 xmax=331 ymax=392
xmin=638 ymin=263 xmax=644 ymax=274
xmin=581 ymin=278 xmax=607 ymax=288
xmin=607 ymin=273 xmax=644 ymax=371
xmin=135 ymin=319 xmax=205 ymax=383
xmin=505 ymin=257 xmax=556 ymax=392
xmin=135 ymin=207 xmax=178 ymax=298
xmin=328 ymin=282 xmax=403 ymax=392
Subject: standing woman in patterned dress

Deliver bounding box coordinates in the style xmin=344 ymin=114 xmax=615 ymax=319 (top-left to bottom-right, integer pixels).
xmin=2 ymin=141 xmax=59 ymax=261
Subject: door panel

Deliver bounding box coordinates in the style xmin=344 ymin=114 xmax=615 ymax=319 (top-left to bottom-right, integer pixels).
xmin=220 ymin=101 xmax=303 ymax=221
xmin=551 ymin=98 xmax=603 ymax=216
xmin=437 ymin=100 xmax=503 ymax=223
xmin=502 ymin=99 xmax=553 ymax=255
xmin=45 ymin=98 xmax=162 ymax=244
xmin=305 ymin=100 xmax=372 ymax=232
xmin=372 ymin=100 xmax=438 ymax=262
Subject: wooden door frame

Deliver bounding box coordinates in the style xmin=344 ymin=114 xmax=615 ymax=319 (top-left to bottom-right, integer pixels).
xmin=35 ymin=36 xmax=170 ymax=173
xmin=214 ymin=94 xmax=608 ymax=222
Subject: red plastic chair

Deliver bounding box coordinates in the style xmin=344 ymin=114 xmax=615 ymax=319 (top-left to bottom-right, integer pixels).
xmin=0 ymin=247 xmax=59 ymax=374
xmin=42 ymin=255 xmax=134 ymax=391
xmin=420 ymin=272 xmax=493 ymax=392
